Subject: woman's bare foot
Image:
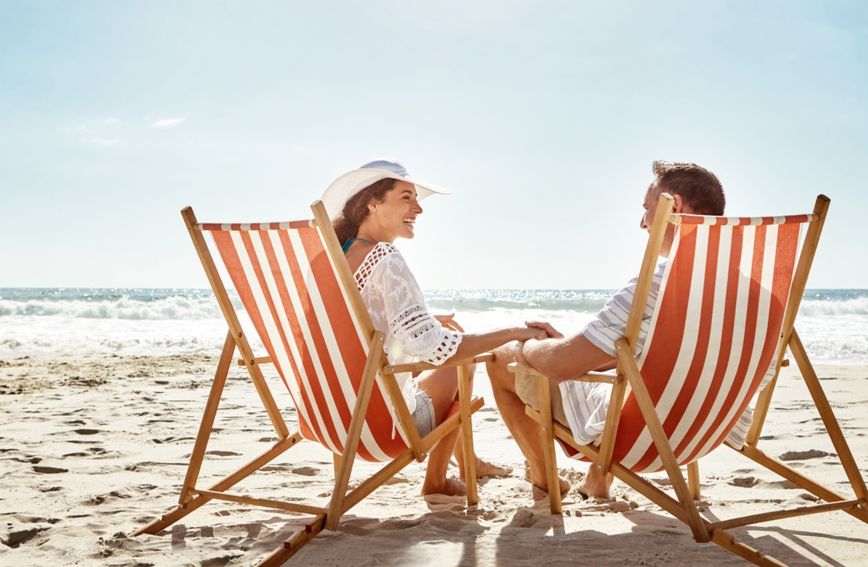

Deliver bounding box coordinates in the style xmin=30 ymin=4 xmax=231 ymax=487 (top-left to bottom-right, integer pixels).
xmin=421 ymin=477 xmax=466 ymax=497
xmin=464 ymin=459 xmax=513 ymax=480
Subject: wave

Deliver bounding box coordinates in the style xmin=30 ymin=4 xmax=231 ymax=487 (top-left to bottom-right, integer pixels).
xmin=427 ymin=290 xmax=612 ymax=313
xmin=2 ymin=288 xmax=868 ymax=320
xmin=799 ymin=296 xmax=868 ymax=316
xmin=0 ymin=296 xmax=228 ymax=320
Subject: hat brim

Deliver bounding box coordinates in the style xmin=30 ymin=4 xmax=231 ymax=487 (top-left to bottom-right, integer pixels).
xmin=321 ymin=168 xmax=449 ymax=219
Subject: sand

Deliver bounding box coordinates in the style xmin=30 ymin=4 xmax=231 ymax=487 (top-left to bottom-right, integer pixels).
xmin=1 ymin=353 xmax=867 ymax=566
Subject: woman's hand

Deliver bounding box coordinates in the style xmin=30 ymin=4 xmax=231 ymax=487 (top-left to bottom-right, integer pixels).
xmin=514 ymin=326 xmax=548 ymax=342
xmin=525 ymin=320 xmax=564 ymax=339
xmin=435 ymin=313 xmax=464 ymax=332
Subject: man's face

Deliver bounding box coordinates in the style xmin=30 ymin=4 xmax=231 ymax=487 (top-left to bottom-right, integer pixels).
xmin=640 ymin=183 xmax=660 ymax=232
xmin=641 ymin=181 xmax=687 ymax=257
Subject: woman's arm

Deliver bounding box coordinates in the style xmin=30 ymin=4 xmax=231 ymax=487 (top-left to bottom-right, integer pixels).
xmin=374 ymin=250 xmax=544 ymax=365
xmin=450 ymin=326 xmax=546 ymax=362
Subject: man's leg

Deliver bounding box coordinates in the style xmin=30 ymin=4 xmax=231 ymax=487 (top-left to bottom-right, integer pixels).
xmin=486 ymin=343 xmax=568 ymax=494
xmin=417 ymin=364 xmax=512 ymax=496
xmin=451 ymin=363 xmax=513 ymax=480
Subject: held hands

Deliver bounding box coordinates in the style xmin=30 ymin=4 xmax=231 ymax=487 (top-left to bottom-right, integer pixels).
xmin=524 ymin=320 xmax=564 ymax=339
xmin=495 ymin=321 xmax=562 ymax=367
xmin=515 ymin=325 xmax=547 ymax=342
xmin=512 ymin=321 xmax=563 ymax=342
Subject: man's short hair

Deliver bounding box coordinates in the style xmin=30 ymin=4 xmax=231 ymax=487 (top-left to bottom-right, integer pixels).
xmin=652 ymin=161 xmax=725 ymax=215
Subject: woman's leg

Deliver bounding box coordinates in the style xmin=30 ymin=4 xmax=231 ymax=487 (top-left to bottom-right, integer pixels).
xmin=416 ymin=366 xmax=464 ymax=496
xmin=416 ymin=363 xmax=512 ymax=495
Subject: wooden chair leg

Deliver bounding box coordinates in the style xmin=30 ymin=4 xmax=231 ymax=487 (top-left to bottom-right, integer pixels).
xmin=180 ymin=331 xmax=236 ymax=504
xmin=333 ymin=453 xmax=342 ymax=479
xmin=616 ymin=340 xmax=708 ymax=542
xmin=790 ymin=330 xmax=868 ymax=501
xmin=687 ymin=461 xmax=701 ymax=501
xmin=457 ymin=364 xmax=478 ymax=506
xmin=326 ymin=335 xmax=384 ymax=531
xmin=536 ymin=371 xmax=562 ymax=514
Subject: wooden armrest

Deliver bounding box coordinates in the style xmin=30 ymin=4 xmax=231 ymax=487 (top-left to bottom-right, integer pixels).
xmin=506 ymin=362 xmax=621 ymax=384
xmin=236 ymin=356 xmax=272 ymax=367
xmin=506 ymin=362 xmax=544 ymax=378
xmin=385 ymin=353 xmax=494 ymax=374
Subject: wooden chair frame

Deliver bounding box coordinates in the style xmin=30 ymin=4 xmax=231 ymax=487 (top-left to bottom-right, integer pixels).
xmin=514 ymin=194 xmax=868 ymax=565
xmin=132 ymin=201 xmax=485 ymax=566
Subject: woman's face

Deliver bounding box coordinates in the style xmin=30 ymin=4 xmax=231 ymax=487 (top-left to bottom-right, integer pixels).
xmin=369 ymin=180 xmax=423 ymax=240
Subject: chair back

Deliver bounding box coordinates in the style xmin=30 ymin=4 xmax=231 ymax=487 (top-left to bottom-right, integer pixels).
xmin=615 ymin=212 xmax=814 ymax=472
xmin=198 ymin=214 xmax=409 ymax=462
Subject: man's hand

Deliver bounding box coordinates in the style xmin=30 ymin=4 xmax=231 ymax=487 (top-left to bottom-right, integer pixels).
xmin=435 ymin=313 xmax=464 ymax=332
xmin=525 ymin=320 xmax=564 ymax=339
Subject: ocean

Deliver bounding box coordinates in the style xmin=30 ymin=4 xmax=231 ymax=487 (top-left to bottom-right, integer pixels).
xmin=1 ymin=287 xmax=867 ymax=363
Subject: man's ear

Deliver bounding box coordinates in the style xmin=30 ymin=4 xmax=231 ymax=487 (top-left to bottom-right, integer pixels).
xmin=671 ymin=193 xmax=684 ymax=213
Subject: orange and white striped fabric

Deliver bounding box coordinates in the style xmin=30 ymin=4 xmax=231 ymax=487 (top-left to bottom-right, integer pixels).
xmin=200 ymin=221 xmax=409 ymax=462
xmin=607 ymin=213 xmax=812 ymax=473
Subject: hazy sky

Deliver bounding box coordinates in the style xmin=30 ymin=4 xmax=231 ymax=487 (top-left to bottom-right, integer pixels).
xmin=2 ymin=1 xmax=867 ymax=289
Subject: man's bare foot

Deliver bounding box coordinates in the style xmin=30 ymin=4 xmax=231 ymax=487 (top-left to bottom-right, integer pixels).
xmin=421 ymin=477 xmax=466 ymax=497
xmin=579 ymin=465 xmax=614 ymax=499
xmin=530 ymin=477 xmax=571 ymax=499
xmin=524 ymin=463 xmax=570 ymax=496
xmin=464 ymin=459 xmax=513 ymax=480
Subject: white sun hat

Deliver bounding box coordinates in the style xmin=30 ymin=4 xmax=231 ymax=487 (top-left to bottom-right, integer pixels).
xmin=321 ymin=159 xmax=449 ymax=219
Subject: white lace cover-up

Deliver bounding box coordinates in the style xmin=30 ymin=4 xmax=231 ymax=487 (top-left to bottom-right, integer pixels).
xmin=354 ymin=242 xmax=463 ymax=415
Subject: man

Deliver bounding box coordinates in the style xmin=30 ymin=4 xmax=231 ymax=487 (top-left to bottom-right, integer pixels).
xmin=486 ymin=161 xmax=726 ymax=499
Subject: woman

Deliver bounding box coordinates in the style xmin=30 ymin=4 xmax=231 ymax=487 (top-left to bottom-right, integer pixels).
xmin=322 ymin=159 xmax=546 ymax=497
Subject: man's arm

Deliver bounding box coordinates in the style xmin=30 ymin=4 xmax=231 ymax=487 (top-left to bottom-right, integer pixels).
xmin=521 ymin=333 xmax=616 ymax=382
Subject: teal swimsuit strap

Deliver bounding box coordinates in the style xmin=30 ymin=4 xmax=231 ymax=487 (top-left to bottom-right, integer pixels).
xmin=341 ymin=237 xmax=373 ymax=253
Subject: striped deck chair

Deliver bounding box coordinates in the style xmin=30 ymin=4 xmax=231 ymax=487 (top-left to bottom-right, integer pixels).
xmin=133 ymin=201 xmax=486 ymax=566
xmin=514 ymin=194 xmax=868 ymax=565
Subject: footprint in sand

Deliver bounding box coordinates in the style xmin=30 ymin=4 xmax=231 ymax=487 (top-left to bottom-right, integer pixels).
xmin=33 ymin=465 xmax=68 ymax=474
xmin=205 ymin=450 xmax=241 ymax=457
xmin=14 ymin=455 xmax=42 ymax=464
xmin=2 ymin=517 xmax=56 ymax=548
xmin=729 ymin=476 xmax=760 ymax=487
xmin=74 ymin=428 xmax=100 ymax=435
xmin=87 ymin=490 xmax=133 ymax=505
xmin=779 ymin=449 xmax=832 ymax=461
xmin=760 ymin=479 xmax=800 ymax=489
xmin=1 ymin=526 xmax=49 ymax=548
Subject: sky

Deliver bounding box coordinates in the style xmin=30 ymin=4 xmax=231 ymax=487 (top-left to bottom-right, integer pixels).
xmin=2 ymin=1 xmax=867 ymax=289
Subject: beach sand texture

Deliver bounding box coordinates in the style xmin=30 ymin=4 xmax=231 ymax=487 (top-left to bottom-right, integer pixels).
xmin=1 ymin=354 xmax=867 ymax=566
